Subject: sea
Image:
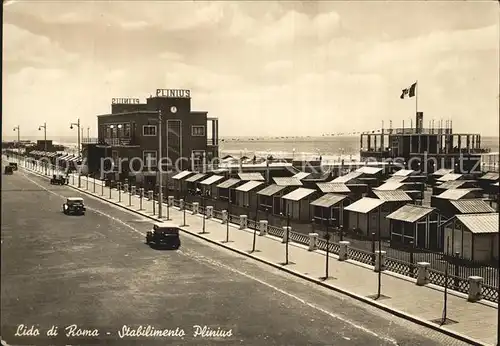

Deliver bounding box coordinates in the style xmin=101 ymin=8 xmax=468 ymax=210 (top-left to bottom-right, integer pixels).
xmin=4 ymin=135 xmax=499 ymax=165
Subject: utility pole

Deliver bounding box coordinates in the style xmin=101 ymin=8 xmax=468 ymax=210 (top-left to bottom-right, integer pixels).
xmin=39 ymin=122 xmax=47 ymax=174
xmin=70 ymin=119 xmax=81 ymax=188
xmin=158 ymin=109 xmax=163 ymax=219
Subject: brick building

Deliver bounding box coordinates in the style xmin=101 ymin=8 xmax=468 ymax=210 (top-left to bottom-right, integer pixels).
xmin=83 ymin=89 xmax=219 ymax=189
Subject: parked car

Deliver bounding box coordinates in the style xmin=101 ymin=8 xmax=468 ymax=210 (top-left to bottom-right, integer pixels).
xmin=146 ymin=222 xmax=181 ymax=249
xmin=50 ymin=174 xmax=67 ymax=185
xmin=62 ymin=197 xmax=86 ymax=215
xmin=9 ymin=162 xmax=18 ymax=171
xmin=4 ymin=166 xmax=14 ymax=175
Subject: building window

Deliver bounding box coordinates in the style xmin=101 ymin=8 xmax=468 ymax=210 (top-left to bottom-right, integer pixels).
xmin=192 ymin=125 xmax=205 ymax=136
xmin=143 ymin=150 xmax=157 ymax=167
xmin=124 ymin=123 xmax=131 ymax=137
xmin=143 ymin=125 xmax=157 ymax=136
xmin=106 ymin=125 xmax=112 ymax=138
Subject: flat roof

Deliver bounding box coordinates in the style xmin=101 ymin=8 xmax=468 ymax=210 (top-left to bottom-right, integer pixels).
xmin=345 ymin=197 xmax=384 ymax=213
xmin=282 ymin=188 xmax=316 ymax=201
xmin=257 ymin=184 xmax=287 ymax=196
xmin=235 ymin=180 xmax=264 ymax=192
xmin=310 ymin=193 xmax=347 ymax=208
xmin=387 ymin=205 xmax=435 ymax=223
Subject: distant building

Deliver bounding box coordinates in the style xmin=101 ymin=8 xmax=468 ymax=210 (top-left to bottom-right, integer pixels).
xmin=359 ymin=112 xmax=490 ymax=173
xmin=83 ymin=89 xmax=219 ymax=189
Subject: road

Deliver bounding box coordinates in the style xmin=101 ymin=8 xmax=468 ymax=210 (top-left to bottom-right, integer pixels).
xmin=1 ymin=167 xmax=468 ymax=345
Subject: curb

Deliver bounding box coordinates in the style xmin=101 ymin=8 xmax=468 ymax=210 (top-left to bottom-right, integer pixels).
xmin=16 ymin=164 xmax=493 ymax=346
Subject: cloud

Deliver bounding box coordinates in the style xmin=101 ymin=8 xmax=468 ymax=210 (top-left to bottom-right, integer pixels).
xmin=158 ymin=51 xmax=183 ymax=61
xmin=357 ymin=24 xmax=499 ymax=72
xmin=247 ymin=10 xmax=341 ymax=46
xmin=3 ymin=24 xmax=78 ymax=67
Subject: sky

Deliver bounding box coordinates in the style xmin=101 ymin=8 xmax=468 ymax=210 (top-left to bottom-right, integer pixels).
xmin=3 ymin=1 xmax=499 ymax=138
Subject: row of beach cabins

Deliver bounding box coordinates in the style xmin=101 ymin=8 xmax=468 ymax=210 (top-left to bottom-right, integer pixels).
xmin=170 ymin=166 xmax=499 ymax=263
xmin=13 ymin=149 xmax=500 ymax=263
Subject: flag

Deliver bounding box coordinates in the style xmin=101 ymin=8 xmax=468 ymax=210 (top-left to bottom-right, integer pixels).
xmin=400 ymin=82 xmax=417 ymax=99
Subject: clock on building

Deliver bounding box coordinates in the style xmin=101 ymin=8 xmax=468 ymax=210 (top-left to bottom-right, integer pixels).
xmin=170 ymin=106 xmax=177 ymax=113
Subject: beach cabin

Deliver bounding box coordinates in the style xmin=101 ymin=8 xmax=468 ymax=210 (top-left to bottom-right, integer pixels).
xmin=432 ymin=180 xmax=478 ymax=196
xmin=344 ymin=197 xmax=386 ymax=238
xmin=429 ymin=168 xmax=454 ymax=186
xmin=171 ymin=170 xmax=193 ymax=198
xmin=431 ymin=188 xmax=485 ymax=219
xmin=442 ymin=213 xmax=499 ymax=263
xmin=355 ymin=166 xmax=385 ymax=188
xmin=256 ymin=184 xmax=288 ymax=215
xmin=216 ymin=178 xmax=242 ymax=203
xmin=310 ymin=193 xmax=349 ymax=229
xmin=184 ymin=173 xmax=207 ymax=194
xmin=281 ymin=187 xmax=318 ymax=221
xmin=478 ymin=172 xmax=499 ymax=197
xmin=448 ymin=199 xmax=496 ymax=216
xmin=371 ymin=190 xmax=414 ymax=211
xmin=199 ymin=175 xmax=225 ymax=198
xmin=387 ymin=205 xmax=439 ymax=249
xmin=235 ymin=181 xmax=264 ymax=208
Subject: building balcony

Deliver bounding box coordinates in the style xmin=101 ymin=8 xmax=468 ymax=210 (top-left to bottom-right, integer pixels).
xmin=92 ymin=137 xmax=140 ymax=147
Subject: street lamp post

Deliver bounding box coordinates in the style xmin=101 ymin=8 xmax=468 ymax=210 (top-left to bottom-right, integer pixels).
xmin=13 ymin=126 xmax=20 ymax=160
xmin=251 ymin=201 xmax=259 ymax=252
xmin=282 ymin=206 xmax=290 ymax=265
xmin=38 ymin=122 xmax=48 ymax=174
xmin=324 ymin=218 xmax=331 ymax=280
xmin=225 ymin=188 xmax=231 ymax=242
xmin=70 ymin=119 xmax=81 ymax=188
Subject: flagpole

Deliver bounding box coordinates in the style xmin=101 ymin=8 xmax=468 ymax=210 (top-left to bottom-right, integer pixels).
xmin=415 ymin=80 xmax=418 ymax=115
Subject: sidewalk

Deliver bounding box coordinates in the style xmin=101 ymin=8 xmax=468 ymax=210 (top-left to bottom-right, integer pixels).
xmin=12 ymin=157 xmax=500 ymax=345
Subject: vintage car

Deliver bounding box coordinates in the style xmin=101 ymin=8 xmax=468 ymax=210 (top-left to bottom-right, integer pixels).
xmin=4 ymin=166 xmax=14 ymax=175
xmin=146 ymin=222 xmax=181 ymax=249
xmin=50 ymin=174 xmax=67 ymax=185
xmin=8 ymin=162 xmax=18 ymax=171
xmin=62 ymin=197 xmax=86 ymax=215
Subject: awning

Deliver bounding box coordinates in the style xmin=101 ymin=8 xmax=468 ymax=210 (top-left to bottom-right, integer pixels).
xmin=293 ymin=172 xmax=311 ymax=180
xmin=385 ymin=176 xmax=408 ymax=183
xmin=438 ymin=180 xmax=474 ymax=189
xmin=310 ymin=193 xmax=347 ymax=208
xmin=235 ymin=180 xmax=264 ymax=192
xmin=393 ymin=169 xmax=415 ymax=177
xmin=344 ymin=197 xmax=384 ymax=214
xmin=238 ymin=172 xmax=265 ymax=181
xmin=436 ymin=189 xmax=473 ymax=200
xmin=273 ymin=177 xmax=303 ymax=186
xmin=316 ymin=182 xmax=351 ymax=193
xmin=479 ymin=172 xmax=499 ymax=181
xmin=438 ymin=173 xmax=463 ymax=182
xmin=373 ymin=182 xmax=403 ymax=191
xmin=387 ymin=205 xmax=435 ymax=223
xmin=432 ymin=168 xmax=453 ymax=176
xmin=199 ymin=175 xmax=225 ymax=186
xmin=355 ymin=166 xmax=383 ymax=175
xmin=57 ymin=154 xmax=71 ymax=161
xmin=373 ymin=190 xmax=412 ymax=202
xmin=257 ymin=184 xmax=287 ymax=196
xmin=217 ymin=178 xmax=241 ymax=189
xmin=185 ymin=173 xmax=207 ymax=182
xmin=282 ymin=187 xmax=316 ymax=201
xmin=332 ymin=171 xmax=362 ymax=183
xmin=450 ymin=199 xmax=496 ymax=214
xmin=172 ymin=170 xmax=192 ymax=180
xmin=455 ymin=213 xmax=499 ymax=234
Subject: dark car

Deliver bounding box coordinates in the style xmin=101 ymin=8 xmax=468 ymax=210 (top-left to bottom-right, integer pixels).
xmin=8 ymin=162 xmax=18 ymax=171
xmin=4 ymin=166 xmax=14 ymax=175
xmin=50 ymin=174 xmax=67 ymax=185
xmin=62 ymin=197 xmax=86 ymax=215
xmin=146 ymin=222 xmax=181 ymax=249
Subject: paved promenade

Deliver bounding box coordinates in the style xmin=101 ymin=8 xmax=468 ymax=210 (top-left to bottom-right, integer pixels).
xmin=9 ymin=157 xmax=500 ymax=345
